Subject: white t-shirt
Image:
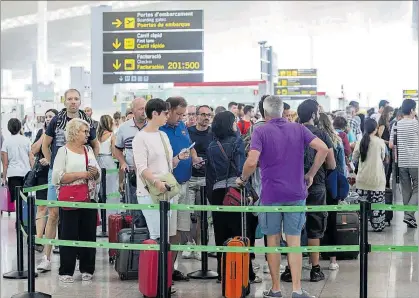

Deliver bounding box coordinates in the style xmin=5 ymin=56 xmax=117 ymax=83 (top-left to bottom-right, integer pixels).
xmin=1 ymin=134 xmax=31 ymax=177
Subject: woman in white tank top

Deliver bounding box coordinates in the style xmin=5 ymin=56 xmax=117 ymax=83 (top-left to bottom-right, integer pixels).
xmin=97 ymin=115 xmax=118 ymax=215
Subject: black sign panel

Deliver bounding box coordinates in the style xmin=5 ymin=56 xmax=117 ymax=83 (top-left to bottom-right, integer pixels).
xmin=103 ymin=73 xmax=204 ymax=84
xmin=276 ymin=96 xmax=317 ymax=101
xmin=103 ymin=10 xmax=204 ymax=32
xmin=103 ymin=31 xmax=203 ymax=52
xmin=402 ymin=89 xmax=418 ymax=99
xmin=274 ymin=86 xmax=317 ymax=96
xmin=103 ymin=52 xmax=203 ymax=73
xmin=278 ymin=69 xmax=317 ymax=77
xmin=277 ymin=78 xmax=317 ymax=87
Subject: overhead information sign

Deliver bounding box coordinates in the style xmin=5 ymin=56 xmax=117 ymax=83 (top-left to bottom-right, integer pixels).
xmin=103 ymin=10 xmax=204 ymax=31
xmin=103 ymin=52 xmax=203 ymax=72
xmin=277 ymin=78 xmax=317 ymax=87
xmin=402 ymin=89 xmax=418 ymax=99
xmin=102 ymin=9 xmax=204 ymax=85
xmin=278 ymin=69 xmax=317 ymax=77
xmin=103 ymin=31 xmax=203 ymax=52
xmin=276 ymin=68 xmax=318 ymax=100
xmin=103 ymin=73 xmax=203 ymax=84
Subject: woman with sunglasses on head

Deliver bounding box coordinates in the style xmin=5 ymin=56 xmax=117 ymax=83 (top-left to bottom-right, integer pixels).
xmin=31 ymin=109 xmax=58 ymax=253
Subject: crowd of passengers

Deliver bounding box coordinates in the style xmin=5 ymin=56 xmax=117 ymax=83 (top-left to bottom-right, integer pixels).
xmin=1 ymin=89 xmax=418 ymax=298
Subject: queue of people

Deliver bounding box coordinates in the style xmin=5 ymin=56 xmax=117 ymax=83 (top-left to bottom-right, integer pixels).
xmin=1 ymin=88 xmax=418 ymax=298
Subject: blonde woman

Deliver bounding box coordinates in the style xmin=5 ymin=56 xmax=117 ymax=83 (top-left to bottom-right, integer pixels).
xmin=97 ymin=115 xmax=118 ymax=215
xmin=52 ymin=118 xmax=101 ymax=283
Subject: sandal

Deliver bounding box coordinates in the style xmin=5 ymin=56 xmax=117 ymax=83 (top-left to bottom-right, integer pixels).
xmin=251 ymin=276 xmax=263 ymax=284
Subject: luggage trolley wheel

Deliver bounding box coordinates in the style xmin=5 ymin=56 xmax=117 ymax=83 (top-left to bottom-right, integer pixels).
xmin=119 ymin=273 xmax=127 ymax=280
xmin=109 ymin=257 xmax=115 ymax=264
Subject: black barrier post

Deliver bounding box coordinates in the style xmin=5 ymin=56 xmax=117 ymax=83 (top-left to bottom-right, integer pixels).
xmin=3 ymin=186 xmax=28 ymax=279
xmin=159 ymin=200 xmax=170 ymax=298
xmin=97 ymin=168 xmax=108 ymax=238
xmin=359 ymin=200 xmax=370 ymax=298
xmin=11 ymin=195 xmax=51 ymax=298
xmin=188 ymin=186 xmax=218 ymax=279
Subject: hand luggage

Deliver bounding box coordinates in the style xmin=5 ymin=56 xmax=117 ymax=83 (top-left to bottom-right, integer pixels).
xmin=322 ymin=212 xmax=359 ymax=260
xmin=138 ymin=240 xmax=173 ymax=297
xmin=108 ymin=214 xmax=132 ymax=263
xmin=222 ymin=188 xmax=250 ymax=298
xmin=115 ymin=225 xmax=149 ymax=280
xmin=0 ymin=184 xmax=15 ymax=214
xmin=384 ymin=188 xmax=393 ymax=224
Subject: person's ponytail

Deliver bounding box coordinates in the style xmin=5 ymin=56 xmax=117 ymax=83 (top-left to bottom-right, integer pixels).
xmin=359 ymin=118 xmax=377 ymax=163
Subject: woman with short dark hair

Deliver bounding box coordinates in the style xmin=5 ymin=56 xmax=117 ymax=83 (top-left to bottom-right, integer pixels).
xmin=1 ymin=118 xmax=34 ymax=208
xmin=206 ymin=111 xmax=261 ymax=284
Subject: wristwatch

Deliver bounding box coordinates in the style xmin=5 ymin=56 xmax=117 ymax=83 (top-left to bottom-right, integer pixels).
xmin=239 ymin=175 xmax=247 ymax=183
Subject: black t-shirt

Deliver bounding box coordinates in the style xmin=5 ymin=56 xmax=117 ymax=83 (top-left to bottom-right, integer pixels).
xmin=45 ymin=116 xmax=96 ymax=168
xmin=188 ymin=126 xmax=213 ymax=177
xmin=303 ymin=124 xmax=333 ymax=188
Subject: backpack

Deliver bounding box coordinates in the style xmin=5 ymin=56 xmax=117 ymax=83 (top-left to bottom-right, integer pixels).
xmin=243 ymin=120 xmax=265 ymax=156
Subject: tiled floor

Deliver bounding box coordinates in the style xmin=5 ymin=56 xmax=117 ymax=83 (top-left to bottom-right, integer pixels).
xmin=0 ymin=194 xmax=417 ymax=298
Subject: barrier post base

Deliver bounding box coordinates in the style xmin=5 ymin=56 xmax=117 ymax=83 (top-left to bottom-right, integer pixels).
xmin=3 ymin=270 xmax=38 ymax=279
xmin=96 ymin=231 xmax=108 ymax=238
xmin=11 ymin=291 xmax=51 ymax=298
xmin=188 ymin=269 xmax=218 ymax=280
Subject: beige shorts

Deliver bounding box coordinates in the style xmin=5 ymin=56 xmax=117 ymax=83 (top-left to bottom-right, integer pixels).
xmin=138 ymin=195 xmax=178 ymax=239
xmin=188 ymin=176 xmax=206 ymax=216
xmin=177 ymin=182 xmax=191 ymax=232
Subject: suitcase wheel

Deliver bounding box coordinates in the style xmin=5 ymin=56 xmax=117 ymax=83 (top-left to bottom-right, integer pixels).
xmin=119 ymin=273 xmax=127 ymax=280
xmin=109 ymin=257 xmax=114 ymax=264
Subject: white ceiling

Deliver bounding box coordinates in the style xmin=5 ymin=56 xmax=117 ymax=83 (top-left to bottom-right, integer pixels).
xmin=0 ymin=1 xmax=414 ymax=80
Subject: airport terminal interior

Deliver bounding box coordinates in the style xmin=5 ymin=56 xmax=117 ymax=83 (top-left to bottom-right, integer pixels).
xmin=1 ymin=1 xmax=418 ymax=298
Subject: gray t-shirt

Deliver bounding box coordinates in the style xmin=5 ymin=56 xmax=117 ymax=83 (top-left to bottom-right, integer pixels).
xmin=115 ymin=118 xmax=146 ymax=168
xmin=1 ymin=134 xmax=31 ymax=177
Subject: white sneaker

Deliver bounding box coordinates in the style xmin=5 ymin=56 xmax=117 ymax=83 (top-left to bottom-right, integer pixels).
xmin=329 ymin=262 xmax=339 ymax=270
xmin=37 ymin=255 xmax=51 ymax=272
xmin=182 ymin=241 xmax=195 ymax=259
xmin=280 ymin=263 xmax=286 ymax=273
xmin=303 ymin=258 xmax=312 ymax=270
xmin=252 ymin=260 xmax=260 ymax=271
xmin=194 ymin=251 xmax=202 ymax=261
xmin=81 ymin=273 xmax=93 ymax=281
xmin=263 ymin=261 xmax=270 ymax=273
xmin=59 ymin=275 xmax=74 ymax=283
xmin=75 ymin=259 xmax=80 ymax=271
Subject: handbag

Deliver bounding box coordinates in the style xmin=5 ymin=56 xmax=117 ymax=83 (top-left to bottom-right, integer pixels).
xmin=140 ymin=132 xmax=180 ymax=204
xmin=23 ymin=156 xmax=44 ymax=188
xmin=58 ymin=146 xmax=90 ymax=210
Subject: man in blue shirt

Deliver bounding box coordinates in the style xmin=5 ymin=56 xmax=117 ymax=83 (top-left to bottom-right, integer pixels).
xmin=160 ymin=96 xmax=202 ymax=282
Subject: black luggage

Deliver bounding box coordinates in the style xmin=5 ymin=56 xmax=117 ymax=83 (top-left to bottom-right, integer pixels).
xmin=322 ymin=212 xmax=359 ymax=260
xmin=115 ymin=225 xmax=149 ymax=280
xmin=384 ymin=188 xmax=393 ymax=224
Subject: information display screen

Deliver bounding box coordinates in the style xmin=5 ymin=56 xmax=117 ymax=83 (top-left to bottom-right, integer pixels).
xmin=275 ymin=69 xmax=318 ymax=100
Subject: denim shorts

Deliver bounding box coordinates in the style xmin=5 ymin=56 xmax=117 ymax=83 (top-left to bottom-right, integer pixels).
xmin=258 ymin=200 xmax=306 ymax=236
xmin=47 ymin=169 xmax=58 ymax=201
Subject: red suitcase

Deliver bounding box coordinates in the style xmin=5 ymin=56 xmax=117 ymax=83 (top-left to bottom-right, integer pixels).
xmin=139 ymin=239 xmax=172 ymax=297
xmin=0 ymin=184 xmax=15 ymax=215
xmin=108 ymin=214 xmax=132 ymax=263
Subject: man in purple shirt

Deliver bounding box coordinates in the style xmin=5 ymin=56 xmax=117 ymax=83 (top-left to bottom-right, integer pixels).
xmin=237 ymin=95 xmax=328 ymax=298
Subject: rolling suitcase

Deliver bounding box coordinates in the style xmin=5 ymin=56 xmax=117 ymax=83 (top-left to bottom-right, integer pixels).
xmin=108 ymin=214 xmax=132 ymax=263
xmin=322 ymin=212 xmax=359 ymax=260
xmin=222 ymin=188 xmax=250 ymax=298
xmin=115 ymin=225 xmax=149 ymax=280
xmin=384 ymin=188 xmax=393 ymax=224
xmin=0 ymin=184 xmax=15 ymax=215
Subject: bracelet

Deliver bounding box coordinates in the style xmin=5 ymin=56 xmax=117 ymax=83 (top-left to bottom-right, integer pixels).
xmin=240 ymin=175 xmax=247 ymax=182
xmin=176 ymin=154 xmax=182 ymax=161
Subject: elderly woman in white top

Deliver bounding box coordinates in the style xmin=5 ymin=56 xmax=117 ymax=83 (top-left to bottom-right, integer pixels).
xmin=52 ymin=118 xmax=101 ymax=283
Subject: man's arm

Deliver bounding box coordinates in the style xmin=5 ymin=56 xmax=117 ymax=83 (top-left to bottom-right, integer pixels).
xmin=42 ymin=135 xmax=53 ymax=164
xmin=241 ymin=150 xmax=260 ymax=181
xmin=114 ymin=146 xmax=127 ymax=171
xmin=305 ymin=137 xmax=328 ymax=182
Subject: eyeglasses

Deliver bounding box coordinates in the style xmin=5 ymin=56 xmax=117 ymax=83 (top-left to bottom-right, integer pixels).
xmin=82 ymin=130 xmax=89 ymax=135
xmin=187 ymin=113 xmax=196 ymax=116
xmin=198 ymin=113 xmax=212 ymax=118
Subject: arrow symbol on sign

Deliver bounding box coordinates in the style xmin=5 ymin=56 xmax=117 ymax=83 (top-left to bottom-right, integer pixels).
xmin=113 ymin=59 xmax=121 ymax=70
xmin=112 ymin=38 xmax=121 ymax=49
xmin=119 ymin=76 xmax=123 ymax=82
xmin=112 ymin=19 xmax=122 ymax=28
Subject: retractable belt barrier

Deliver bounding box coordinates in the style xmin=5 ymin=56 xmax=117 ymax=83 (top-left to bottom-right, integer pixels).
xmin=5 ymin=183 xmax=419 ymax=298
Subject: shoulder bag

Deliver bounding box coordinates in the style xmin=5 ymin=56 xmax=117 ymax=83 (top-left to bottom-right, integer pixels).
xmin=216 ymin=141 xmax=258 ymax=206
xmin=58 ymin=146 xmax=90 ymax=210
xmin=140 ymin=132 xmax=180 ymax=204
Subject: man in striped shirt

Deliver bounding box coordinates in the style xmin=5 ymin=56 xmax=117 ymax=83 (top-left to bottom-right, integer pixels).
xmin=390 ymin=99 xmax=419 ymax=228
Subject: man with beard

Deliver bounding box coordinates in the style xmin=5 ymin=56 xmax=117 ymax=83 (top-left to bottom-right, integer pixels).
xmin=114 ymin=97 xmax=147 ymax=227
xmin=281 ymin=99 xmax=335 ymax=283
xmin=183 ymin=105 xmax=213 ymax=260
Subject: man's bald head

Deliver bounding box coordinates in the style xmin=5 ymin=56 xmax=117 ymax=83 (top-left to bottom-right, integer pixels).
xmin=131 ymin=97 xmax=147 ymax=123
